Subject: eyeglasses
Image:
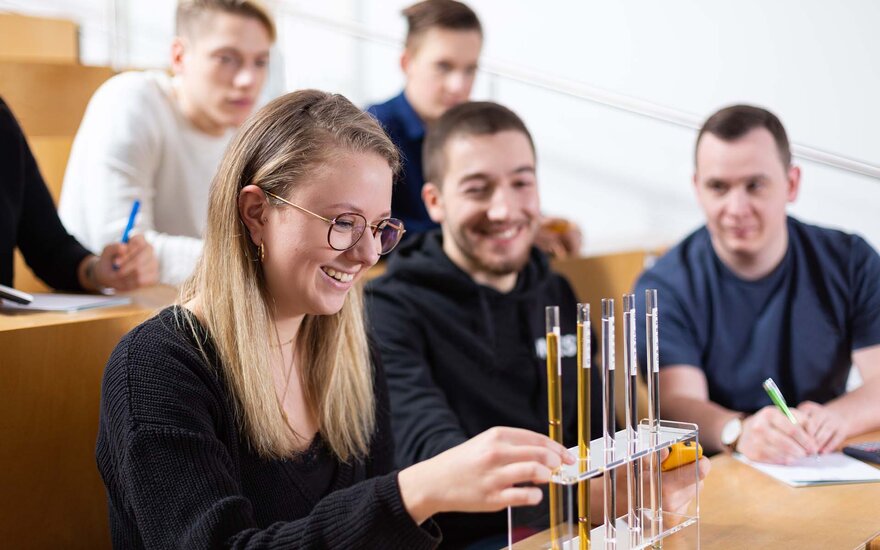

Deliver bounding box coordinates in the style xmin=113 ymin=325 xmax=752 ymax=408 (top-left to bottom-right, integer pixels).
xmin=264 ymin=191 xmax=406 ymax=255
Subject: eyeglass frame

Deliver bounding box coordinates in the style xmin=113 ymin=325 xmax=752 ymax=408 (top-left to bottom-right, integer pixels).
xmin=263 ymin=191 xmax=406 ymax=255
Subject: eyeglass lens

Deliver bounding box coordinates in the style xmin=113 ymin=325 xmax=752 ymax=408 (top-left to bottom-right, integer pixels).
xmin=329 ymin=214 xmax=404 ymax=255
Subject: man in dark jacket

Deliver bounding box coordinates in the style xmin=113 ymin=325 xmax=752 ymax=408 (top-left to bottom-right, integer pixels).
xmin=366 ymin=101 xmax=707 ymax=548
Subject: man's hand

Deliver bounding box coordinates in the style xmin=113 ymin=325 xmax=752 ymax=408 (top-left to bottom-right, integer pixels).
xmin=737 ymin=405 xmax=819 ymax=464
xmin=659 ymin=450 xmax=711 ymax=514
xmin=602 ymin=446 xmax=710 ymax=520
xmin=90 ymin=234 xmax=160 ymax=291
xmin=797 ymin=401 xmax=848 ymax=454
xmin=535 ymin=217 xmax=582 ymax=259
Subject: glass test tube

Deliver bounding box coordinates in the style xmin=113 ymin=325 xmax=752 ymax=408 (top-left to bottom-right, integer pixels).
xmin=601 ymin=299 xmax=616 ymax=543
xmin=546 ymin=306 xmax=563 ymax=550
xmin=622 ymin=294 xmax=642 ymax=532
xmin=577 ymin=303 xmax=591 ymax=550
xmin=645 ymin=289 xmax=663 ymax=534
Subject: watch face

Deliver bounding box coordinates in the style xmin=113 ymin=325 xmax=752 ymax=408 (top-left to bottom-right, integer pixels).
xmin=721 ymin=418 xmax=742 ymax=446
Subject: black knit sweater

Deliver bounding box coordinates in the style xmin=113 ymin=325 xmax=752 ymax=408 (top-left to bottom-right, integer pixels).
xmin=96 ymin=306 xmax=441 ymax=549
xmin=0 ymin=96 xmax=90 ymax=289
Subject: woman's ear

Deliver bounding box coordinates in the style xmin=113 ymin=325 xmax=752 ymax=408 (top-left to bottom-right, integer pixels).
xmin=239 ymin=185 xmax=269 ymax=246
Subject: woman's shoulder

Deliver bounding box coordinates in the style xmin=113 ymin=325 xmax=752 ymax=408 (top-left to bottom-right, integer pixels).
xmin=102 ymin=306 xmax=227 ymax=431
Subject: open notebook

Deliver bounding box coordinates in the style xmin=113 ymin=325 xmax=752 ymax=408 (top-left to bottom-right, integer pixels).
xmin=735 ymin=452 xmax=880 ymax=487
xmin=0 ymin=293 xmax=131 ymax=313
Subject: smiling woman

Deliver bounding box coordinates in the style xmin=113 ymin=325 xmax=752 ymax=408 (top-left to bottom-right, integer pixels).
xmin=95 ymin=89 xmax=574 ymax=549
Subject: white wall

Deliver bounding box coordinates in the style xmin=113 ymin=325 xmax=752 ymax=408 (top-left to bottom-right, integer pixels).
xmin=353 ymin=0 xmax=880 ymax=254
xmin=3 ymin=0 xmax=879 ymax=254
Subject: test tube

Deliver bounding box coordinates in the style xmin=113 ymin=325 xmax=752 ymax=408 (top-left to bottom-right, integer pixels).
xmin=622 ymin=294 xmax=642 ymax=532
xmin=601 ymin=299 xmax=616 ymax=543
xmin=546 ymin=306 xmax=563 ymax=549
xmin=577 ymin=303 xmax=591 ymax=550
xmin=645 ymin=289 xmax=663 ymax=534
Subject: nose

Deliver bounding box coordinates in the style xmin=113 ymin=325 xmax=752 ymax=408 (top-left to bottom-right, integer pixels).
xmin=346 ymin=227 xmax=381 ymax=267
xmin=445 ymin=71 xmax=469 ymax=97
xmin=725 ymin=186 xmax=751 ymax=217
xmin=233 ymin=66 xmax=256 ymax=89
xmin=486 ymin=187 xmax=513 ymax=221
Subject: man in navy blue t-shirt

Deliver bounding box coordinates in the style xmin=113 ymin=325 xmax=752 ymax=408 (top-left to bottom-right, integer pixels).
xmin=635 ymin=105 xmax=880 ymax=464
xmin=366 ymin=0 xmax=581 ymax=255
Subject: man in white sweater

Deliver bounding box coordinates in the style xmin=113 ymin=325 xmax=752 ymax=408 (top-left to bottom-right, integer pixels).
xmin=60 ymin=0 xmax=275 ymax=284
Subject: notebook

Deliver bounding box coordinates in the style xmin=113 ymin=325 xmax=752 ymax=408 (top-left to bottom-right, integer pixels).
xmin=0 ymin=293 xmax=132 ymax=313
xmin=735 ymin=452 xmax=880 ymax=487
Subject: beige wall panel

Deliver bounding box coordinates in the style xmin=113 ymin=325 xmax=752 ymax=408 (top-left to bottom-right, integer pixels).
xmin=0 ymin=62 xmax=114 ymax=136
xmin=28 ymin=136 xmax=73 ymax=203
xmin=0 ymin=13 xmax=78 ymax=64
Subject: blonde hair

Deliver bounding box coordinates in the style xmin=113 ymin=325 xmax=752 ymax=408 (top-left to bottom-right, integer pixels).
xmin=176 ymin=0 xmax=276 ymax=42
xmin=179 ymin=90 xmax=399 ymax=461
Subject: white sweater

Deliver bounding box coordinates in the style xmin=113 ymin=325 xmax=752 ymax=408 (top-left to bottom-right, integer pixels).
xmin=59 ymin=71 xmax=233 ymax=285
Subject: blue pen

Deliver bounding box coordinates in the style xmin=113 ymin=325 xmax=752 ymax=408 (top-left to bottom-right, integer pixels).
xmin=121 ymin=200 xmax=141 ymax=244
xmin=113 ymin=200 xmax=141 ymax=271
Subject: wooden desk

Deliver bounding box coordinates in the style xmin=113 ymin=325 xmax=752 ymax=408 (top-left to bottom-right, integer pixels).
xmin=0 ymin=286 xmax=176 ymax=549
xmin=672 ymin=431 xmax=880 ymax=550
xmin=512 ymin=431 xmax=880 ymax=549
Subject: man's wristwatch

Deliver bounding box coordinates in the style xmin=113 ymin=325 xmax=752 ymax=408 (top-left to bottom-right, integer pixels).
xmin=720 ymin=416 xmax=744 ymax=452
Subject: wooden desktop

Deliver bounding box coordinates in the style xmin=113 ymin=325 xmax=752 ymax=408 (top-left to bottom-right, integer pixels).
xmin=510 ymin=431 xmax=880 ymax=550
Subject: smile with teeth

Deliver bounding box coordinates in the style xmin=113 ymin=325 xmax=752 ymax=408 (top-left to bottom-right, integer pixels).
xmin=322 ymin=267 xmax=356 ymax=283
xmin=480 ymin=226 xmax=520 ymax=239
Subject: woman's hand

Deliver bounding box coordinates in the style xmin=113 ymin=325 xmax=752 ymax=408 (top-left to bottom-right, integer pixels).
xmin=398 ymin=427 xmax=574 ymax=525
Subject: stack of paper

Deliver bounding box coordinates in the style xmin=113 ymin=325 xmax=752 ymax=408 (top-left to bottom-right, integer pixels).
xmin=1 ymin=293 xmax=131 ymax=313
xmin=735 ymin=452 xmax=880 ymax=487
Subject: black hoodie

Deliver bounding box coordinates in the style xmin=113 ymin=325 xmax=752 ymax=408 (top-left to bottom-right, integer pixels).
xmin=366 ymin=231 xmax=602 ymax=548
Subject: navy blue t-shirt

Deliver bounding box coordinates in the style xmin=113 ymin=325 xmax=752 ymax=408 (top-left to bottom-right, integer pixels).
xmin=634 ymin=216 xmax=880 ymax=413
xmin=366 ymin=91 xmax=439 ymax=237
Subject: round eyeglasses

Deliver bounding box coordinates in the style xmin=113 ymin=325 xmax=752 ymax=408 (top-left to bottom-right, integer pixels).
xmin=264 ymin=191 xmax=406 ymax=255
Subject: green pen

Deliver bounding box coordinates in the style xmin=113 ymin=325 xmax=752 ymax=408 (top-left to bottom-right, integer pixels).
xmin=763 ymin=377 xmax=819 ymax=458
xmin=762 ymin=378 xmax=798 ymax=424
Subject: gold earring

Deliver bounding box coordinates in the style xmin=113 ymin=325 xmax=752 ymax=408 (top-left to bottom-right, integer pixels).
xmin=259 ymin=242 xmax=265 ymax=262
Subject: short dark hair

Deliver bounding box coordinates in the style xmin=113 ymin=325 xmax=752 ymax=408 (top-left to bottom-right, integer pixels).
xmin=176 ymin=0 xmax=276 ymax=42
xmin=696 ymin=104 xmax=791 ymax=167
xmin=402 ymin=0 xmax=482 ymax=50
xmin=423 ymin=101 xmax=535 ymax=185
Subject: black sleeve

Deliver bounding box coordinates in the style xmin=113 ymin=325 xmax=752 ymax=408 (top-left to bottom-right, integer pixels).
xmin=365 ymin=285 xmax=469 ymax=467
xmin=99 ymin=322 xmax=440 ymax=550
xmin=0 ymin=98 xmax=90 ymax=290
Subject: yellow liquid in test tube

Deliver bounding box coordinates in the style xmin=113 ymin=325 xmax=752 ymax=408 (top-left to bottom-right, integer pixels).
xmin=577 ymin=322 xmax=591 ymax=549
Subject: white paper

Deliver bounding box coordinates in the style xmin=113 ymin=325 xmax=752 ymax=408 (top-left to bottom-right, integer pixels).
xmin=735 ymin=452 xmax=880 ymax=487
xmin=1 ymin=293 xmax=131 ymax=313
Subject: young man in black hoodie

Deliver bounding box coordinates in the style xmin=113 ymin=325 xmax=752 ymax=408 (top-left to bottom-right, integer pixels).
xmin=366 ymin=101 xmax=709 ymax=548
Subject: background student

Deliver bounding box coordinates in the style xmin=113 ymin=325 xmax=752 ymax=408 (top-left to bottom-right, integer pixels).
xmin=97 ymin=90 xmax=575 ymax=549
xmin=1 ymin=97 xmax=158 ymax=293
xmin=60 ymin=0 xmax=274 ymax=285
xmin=367 ymin=0 xmax=582 ymax=257
xmin=635 ymin=105 xmax=880 ymax=464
